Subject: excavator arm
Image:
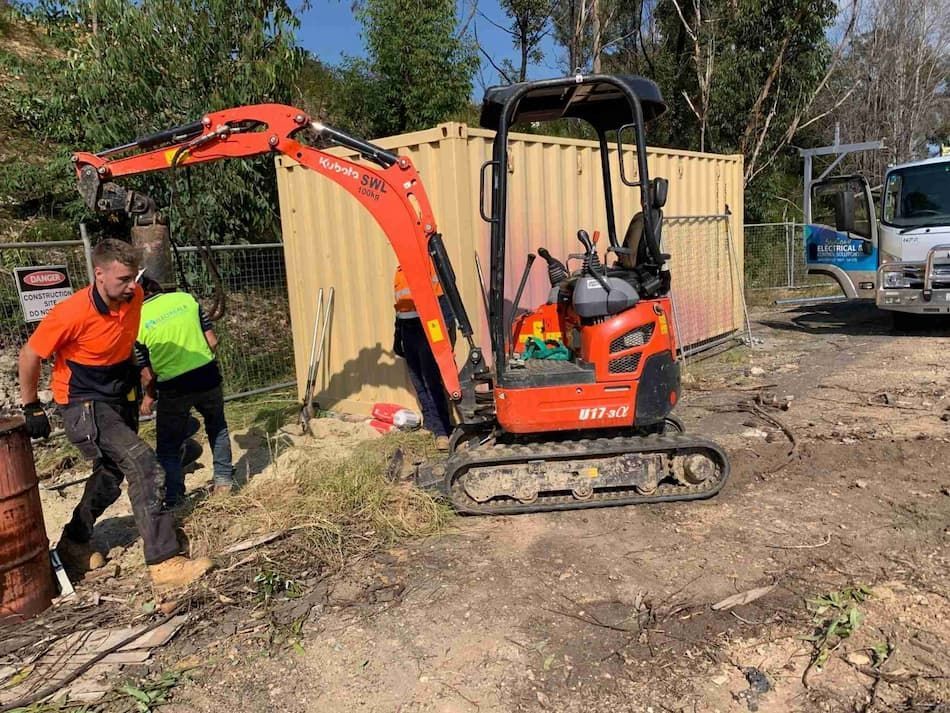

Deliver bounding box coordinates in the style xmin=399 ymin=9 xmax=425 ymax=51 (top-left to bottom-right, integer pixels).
xmin=72 ymin=104 xmax=465 ymax=400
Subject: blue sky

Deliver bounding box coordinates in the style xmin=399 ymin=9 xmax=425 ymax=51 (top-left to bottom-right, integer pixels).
xmin=295 ymin=0 xmax=563 ymax=93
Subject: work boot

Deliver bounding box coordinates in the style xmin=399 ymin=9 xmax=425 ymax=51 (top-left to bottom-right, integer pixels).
xmin=435 ymin=435 xmax=450 ymax=452
xmin=56 ymin=536 xmax=106 ymax=577
xmin=148 ymin=555 xmax=215 ymax=593
xmin=211 ymin=483 xmax=233 ymax=497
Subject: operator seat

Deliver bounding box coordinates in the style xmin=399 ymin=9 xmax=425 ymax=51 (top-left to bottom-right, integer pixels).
xmin=618 ymin=209 xmax=662 ymax=269
xmin=619 ymin=212 xmax=645 ymax=269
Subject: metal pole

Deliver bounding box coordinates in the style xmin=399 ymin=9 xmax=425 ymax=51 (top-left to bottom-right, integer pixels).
xmin=79 ymin=224 xmax=95 ymax=284
xmin=803 ymin=154 xmax=812 ymax=225
xmin=787 ymin=223 xmax=794 ymax=288
xmin=723 ymin=211 xmax=754 ymax=348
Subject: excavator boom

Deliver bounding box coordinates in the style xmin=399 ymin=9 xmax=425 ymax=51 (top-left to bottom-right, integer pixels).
xmin=72 ymin=104 xmax=465 ymax=400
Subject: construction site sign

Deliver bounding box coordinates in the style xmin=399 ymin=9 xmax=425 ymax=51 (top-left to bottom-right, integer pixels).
xmin=14 ymin=266 xmax=73 ymax=323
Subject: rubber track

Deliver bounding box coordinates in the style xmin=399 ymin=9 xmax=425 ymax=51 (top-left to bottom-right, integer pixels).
xmin=444 ymin=432 xmax=730 ymax=515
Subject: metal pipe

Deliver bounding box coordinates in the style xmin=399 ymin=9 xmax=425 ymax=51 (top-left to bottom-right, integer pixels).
xmin=0 ymin=240 xmax=84 ymax=249
xmin=597 ymin=131 xmax=619 ymax=248
xmin=174 ymin=243 xmax=283 ymax=252
xmin=723 ymin=209 xmax=755 ymax=349
xmin=223 ymin=382 xmax=296 ymax=402
xmin=78 ymin=225 xmax=94 ymax=284
xmin=305 ymin=287 xmax=334 ymax=422
xmin=680 ymin=333 xmax=742 ymax=359
xmin=922 ymin=244 xmax=950 ymax=300
xmin=310 ymin=122 xmax=398 ymax=168
xmin=506 ymin=253 xmax=536 ymax=359
xmin=662 ymin=214 xmax=731 ymax=221
xmin=301 ymin=288 xmax=325 ymax=427
xmin=773 ymin=295 xmax=847 ymax=306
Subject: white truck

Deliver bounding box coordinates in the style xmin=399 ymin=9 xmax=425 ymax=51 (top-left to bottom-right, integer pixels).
xmin=805 ymin=155 xmax=950 ymax=327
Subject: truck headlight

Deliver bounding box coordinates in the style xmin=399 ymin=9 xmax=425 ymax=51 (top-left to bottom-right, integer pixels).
xmin=883 ymin=270 xmax=904 ymax=288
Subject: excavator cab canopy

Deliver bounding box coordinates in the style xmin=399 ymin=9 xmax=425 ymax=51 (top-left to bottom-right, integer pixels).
xmin=478 ymin=75 xmax=667 ymax=131
xmin=478 ymin=74 xmax=670 ymax=373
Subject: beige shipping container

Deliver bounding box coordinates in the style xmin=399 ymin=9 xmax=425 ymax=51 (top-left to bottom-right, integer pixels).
xmin=275 ymin=123 xmax=744 ymax=415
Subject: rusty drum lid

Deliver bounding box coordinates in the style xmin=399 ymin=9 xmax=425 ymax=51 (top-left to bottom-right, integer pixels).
xmin=0 ymin=416 xmax=26 ymax=436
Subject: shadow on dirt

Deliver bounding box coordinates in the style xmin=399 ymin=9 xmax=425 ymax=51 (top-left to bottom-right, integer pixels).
xmin=757 ymin=299 xmax=950 ymax=337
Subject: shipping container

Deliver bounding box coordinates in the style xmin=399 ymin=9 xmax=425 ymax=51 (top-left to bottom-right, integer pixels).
xmin=275 ymin=123 xmax=744 ymax=414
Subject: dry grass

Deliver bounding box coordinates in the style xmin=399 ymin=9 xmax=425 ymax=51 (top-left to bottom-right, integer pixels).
xmin=183 ymin=428 xmax=452 ymax=570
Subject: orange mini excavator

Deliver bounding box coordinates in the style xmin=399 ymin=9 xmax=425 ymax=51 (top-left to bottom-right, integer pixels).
xmin=73 ymin=74 xmax=730 ymax=514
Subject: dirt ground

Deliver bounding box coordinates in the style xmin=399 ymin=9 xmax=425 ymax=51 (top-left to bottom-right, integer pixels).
xmin=32 ymin=301 xmax=950 ymax=712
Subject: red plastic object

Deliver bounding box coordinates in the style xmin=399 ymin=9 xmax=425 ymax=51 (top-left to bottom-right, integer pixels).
xmin=372 ymin=402 xmax=404 ymax=423
xmin=369 ymin=419 xmax=395 ymax=434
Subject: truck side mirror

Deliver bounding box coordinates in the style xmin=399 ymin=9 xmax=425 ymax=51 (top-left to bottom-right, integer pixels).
xmin=651 ymin=177 xmax=668 ymax=209
xmin=834 ymin=191 xmax=856 ymax=234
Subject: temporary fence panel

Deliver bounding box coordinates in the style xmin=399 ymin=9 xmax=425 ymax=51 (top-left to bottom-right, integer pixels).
xmin=276 ymin=123 xmax=745 ymax=415
xmin=171 ymin=244 xmax=295 ymax=398
xmin=743 ymin=223 xmax=838 ymax=291
xmin=664 ymin=216 xmax=745 ymax=349
xmin=0 ymin=239 xmax=292 ymax=407
xmin=0 ymin=239 xmax=92 ymax=410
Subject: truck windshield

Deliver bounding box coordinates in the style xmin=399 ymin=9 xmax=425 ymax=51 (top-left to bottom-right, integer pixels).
xmin=882 ymin=162 xmax=950 ymax=228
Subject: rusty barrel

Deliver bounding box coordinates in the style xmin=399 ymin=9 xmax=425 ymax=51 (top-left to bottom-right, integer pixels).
xmin=0 ymin=417 xmax=56 ymax=622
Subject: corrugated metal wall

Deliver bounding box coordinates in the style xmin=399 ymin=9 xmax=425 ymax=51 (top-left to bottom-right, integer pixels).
xmin=275 ymin=124 xmax=744 ymax=415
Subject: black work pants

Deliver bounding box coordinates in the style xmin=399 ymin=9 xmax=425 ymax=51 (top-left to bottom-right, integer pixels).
xmin=61 ymin=400 xmax=179 ymax=565
xmin=394 ymin=315 xmax=456 ymax=438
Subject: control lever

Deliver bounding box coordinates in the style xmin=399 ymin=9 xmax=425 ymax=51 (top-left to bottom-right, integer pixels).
xmin=577 ymin=230 xmax=603 ymax=273
xmin=537 ymin=247 xmax=567 ymax=286
xmin=577 ymin=230 xmax=610 ymax=292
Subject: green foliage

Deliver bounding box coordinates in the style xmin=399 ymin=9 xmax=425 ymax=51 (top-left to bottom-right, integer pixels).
xmin=254 ymin=567 xmax=303 ymax=602
xmin=496 ymin=0 xmax=551 ymax=83
xmin=553 ymin=0 xmax=837 ymax=220
xmin=116 ymin=670 xmax=187 ymax=713
xmin=1 ymin=0 xmax=303 ymax=243
xmin=803 ymin=584 xmax=873 ymax=669
xmin=331 ymin=0 xmax=477 ymax=138
xmin=5 ymin=669 xmax=187 ymax=713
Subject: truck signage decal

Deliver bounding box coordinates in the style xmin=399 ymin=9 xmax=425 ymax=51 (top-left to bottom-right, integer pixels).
xmin=805 ymin=225 xmax=877 ymax=271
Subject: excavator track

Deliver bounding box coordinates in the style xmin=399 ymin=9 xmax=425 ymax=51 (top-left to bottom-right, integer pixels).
xmin=423 ymin=432 xmax=729 ymax=515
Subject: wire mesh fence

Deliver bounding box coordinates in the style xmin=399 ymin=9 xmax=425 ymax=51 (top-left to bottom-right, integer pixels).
xmin=173 ymin=244 xmax=295 ymax=398
xmin=743 ymin=222 xmax=837 ymax=291
xmin=664 ymin=215 xmax=750 ymax=354
xmin=0 ymin=239 xmax=293 ymax=408
xmin=0 ymin=221 xmax=792 ymax=406
xmin=0 ymin=240 xmax=92 ymax=352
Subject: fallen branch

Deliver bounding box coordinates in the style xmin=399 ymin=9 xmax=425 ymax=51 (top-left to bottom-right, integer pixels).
xmin=730 ymin=610 xmax=762 ymax=626
xmin=218 ymin=525 xmax=312 ymax=555
xmin=541 ymin=606 xmax=634 ymax=633
xmin=0 ymin=605 xmax=183 ymax=713
xmin=765 ymin=534 xmax=832 ymax=550
xmin=712 ymin=585 xmax=775 ymax=611
xmin=739 ymin=400 xmax=799 ymax=474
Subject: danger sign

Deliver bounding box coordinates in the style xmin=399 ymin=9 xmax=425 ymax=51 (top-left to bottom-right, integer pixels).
xmin=15 ymin=266 xmax=74 ymax=323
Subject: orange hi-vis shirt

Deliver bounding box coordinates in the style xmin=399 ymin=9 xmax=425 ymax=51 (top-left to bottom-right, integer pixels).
xmin=28 ymin=284 xmax=144 ymax=405
xmin=393 ymin=265 xmax=444 ymax=319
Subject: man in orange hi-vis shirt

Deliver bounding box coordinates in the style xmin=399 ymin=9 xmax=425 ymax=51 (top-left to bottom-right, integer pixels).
xmin=392 ymin=266 xmax=456 ymax=450
xmin=18 ymin=238 xmax=213 ymax=594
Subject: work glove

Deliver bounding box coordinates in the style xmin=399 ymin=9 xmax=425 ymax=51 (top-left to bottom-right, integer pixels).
xmin=22 ymin=401 xmax=51 ymax=440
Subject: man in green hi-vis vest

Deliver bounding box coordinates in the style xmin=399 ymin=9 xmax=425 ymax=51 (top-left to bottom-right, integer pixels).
xmin=136 ymin=277 xmax=235 ymax=507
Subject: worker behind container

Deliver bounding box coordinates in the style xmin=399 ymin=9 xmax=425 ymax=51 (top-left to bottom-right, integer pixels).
xmin=136 ymin=276 xmax=235 ymax=508
xmin=392 ymin=265 xmax=457 ymax=450
xmin=18 ymin=239 xmax=213 ymax=593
